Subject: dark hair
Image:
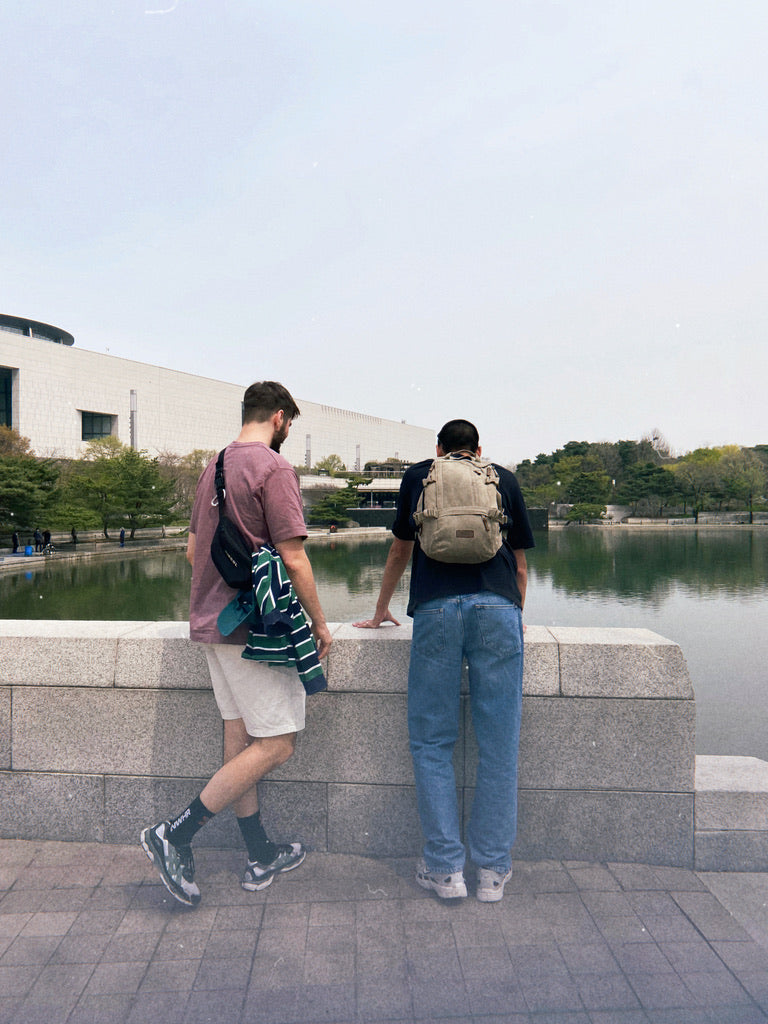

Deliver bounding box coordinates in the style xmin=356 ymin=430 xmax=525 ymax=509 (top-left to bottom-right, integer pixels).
xmin=437 ymin=419 xmax=480 ymax=454
xmin=242 ymin=381 xmax=301 ymax=424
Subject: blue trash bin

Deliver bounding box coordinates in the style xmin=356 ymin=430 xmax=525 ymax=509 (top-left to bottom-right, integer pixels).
xmin=25 ymin=545 xmax=34 ymax=556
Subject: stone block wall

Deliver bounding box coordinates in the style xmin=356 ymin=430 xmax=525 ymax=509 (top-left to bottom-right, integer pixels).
xmin=0 ymin=621 xmax=696 ymax=866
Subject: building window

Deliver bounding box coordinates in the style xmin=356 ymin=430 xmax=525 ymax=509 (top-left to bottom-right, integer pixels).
xmin=81 ymin=411 xmax=115 ymax=441
xmin=0 ymin=368 xmax=12 ymax=428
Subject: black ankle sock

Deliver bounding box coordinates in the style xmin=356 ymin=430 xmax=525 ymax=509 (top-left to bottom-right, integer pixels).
xmin=237 ymin=811 xmax=278 ymax=864
xmin=167 ymin=795 xmax=214 ymax=848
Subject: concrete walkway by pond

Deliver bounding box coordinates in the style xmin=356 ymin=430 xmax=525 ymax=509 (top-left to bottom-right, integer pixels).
xmin=2 ymin=840 xmax=768 ymax=1024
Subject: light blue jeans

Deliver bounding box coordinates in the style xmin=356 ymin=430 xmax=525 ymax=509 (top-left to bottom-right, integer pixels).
xmin=407 ymin=592 xmax=523 ymax=874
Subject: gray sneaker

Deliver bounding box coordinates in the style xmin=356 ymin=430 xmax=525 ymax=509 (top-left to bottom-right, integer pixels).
xmin=140 ymin=822 xmax=201 ymax=907
xmin=415 ymin=858 xmax=467 ymax=899
xmin=241 ymin=842 xmax=306 ymax=891
xmin=476 ymin=866 xmax=513 ymax=902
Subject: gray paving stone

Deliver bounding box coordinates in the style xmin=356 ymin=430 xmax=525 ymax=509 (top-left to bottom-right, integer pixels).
xmin=623 ymin=970 xmax=700 ymax=1010
xmin=557 ymin=941 xmax=617 ymax=975
xmin=736 ymin=970 xmax=768 ymax=1011
xmin=126 ymin=989 xmax=189 ymax=1024
xmin=67 ymin=993 xmax=134 ymax=1024
xmin=517 ymin=972 xmax=585 ymax=1012
xmin=658 ymin=939 xmax=726 ymax=974
xmin=139 ymin=956 xmax=200 ymax=992
xmin=410 ymin=977 xmax=473 ymax=1018
xmin=183 ymin=988 xmax=246 ymax=1024
xmin=303 ymin=950 xmax=356 ymax=984
xmin=711 ymin=939 xmax=768 ymax=973
xmin=672 ymin=891 xmax=753 ymax=941
xmin=1 ymin=843 xmax=768 ymax=1024
xmin=0 ymin=935 xmax=63 ymax=966
xmin=465 ymin=969 xmax=528 ymax=1016
xmin=356 ymin=969 xmax=413 ymax=1021
xmin=574 ymin=972 xmax=641 ymax=1011
xmin=102 ymin=930 xmax=164 ymax=963
xmin=203 ymin=928 xmax=258 ymax=959
xmin=192 ymin=954 xmax=252 ymax=990
xmin=610 ymin=941 xmax=673 ymax=975
xmin=589 ymin=1012 xmax=649 ymax=1024
xmin=83 ymin=960 xmax=147 ymax=995
xmin=678 ymin=968 xmax=754 ymax=1007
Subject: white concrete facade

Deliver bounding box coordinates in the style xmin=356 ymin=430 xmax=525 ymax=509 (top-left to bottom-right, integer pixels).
xmin=0 ymin=328 xmax=432 ymax=467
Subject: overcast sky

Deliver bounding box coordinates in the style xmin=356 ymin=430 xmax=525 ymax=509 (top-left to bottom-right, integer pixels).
xmin=2 ymin=0 xmax=766 ymax=465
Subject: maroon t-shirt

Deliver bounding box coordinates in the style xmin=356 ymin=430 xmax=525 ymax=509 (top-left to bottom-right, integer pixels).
xmin=189 ymin=442 xmax=307 ymax=644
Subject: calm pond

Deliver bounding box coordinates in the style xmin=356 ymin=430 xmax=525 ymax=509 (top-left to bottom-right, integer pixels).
xmin=2 ymin=528 xmax=767 ymax=760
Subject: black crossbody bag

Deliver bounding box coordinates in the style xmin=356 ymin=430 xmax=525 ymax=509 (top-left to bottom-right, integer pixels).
xmin=209 ymin=448 xmax=253 ymax=590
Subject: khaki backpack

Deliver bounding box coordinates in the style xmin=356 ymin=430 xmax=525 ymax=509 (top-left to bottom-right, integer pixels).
xmin=413 ymin=454 xmax=507 ymax=563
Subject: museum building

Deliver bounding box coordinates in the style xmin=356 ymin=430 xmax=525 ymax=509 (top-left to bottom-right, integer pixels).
xmin=0 ymin=314 xmax=432 ymax=468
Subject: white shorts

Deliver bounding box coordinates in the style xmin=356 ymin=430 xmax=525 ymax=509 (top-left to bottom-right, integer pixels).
xmin=203 ymin=644 xmax=306 ymax=737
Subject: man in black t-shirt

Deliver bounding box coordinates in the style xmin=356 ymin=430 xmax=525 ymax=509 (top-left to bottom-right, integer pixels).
xmin=355 ymin=419 xmax=534 ymax=903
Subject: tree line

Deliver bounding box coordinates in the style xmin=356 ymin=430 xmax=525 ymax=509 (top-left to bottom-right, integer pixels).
xmin=513 ymin=436 xmax=768 ymax=523
xmin=3 ymin=426 xmax=766 ymax=539
xmin=0 ymin=427 xmax=214 ymax=541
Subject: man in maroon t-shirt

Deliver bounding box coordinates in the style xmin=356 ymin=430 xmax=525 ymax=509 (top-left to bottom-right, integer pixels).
xmin=141 ymin=382 xmax=332 ymax=907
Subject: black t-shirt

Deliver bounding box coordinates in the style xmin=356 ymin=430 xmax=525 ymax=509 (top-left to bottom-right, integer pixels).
xmin=392 ymin=457 xmax=535 ymax=615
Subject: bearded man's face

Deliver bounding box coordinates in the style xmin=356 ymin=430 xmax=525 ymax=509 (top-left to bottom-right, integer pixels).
xmin=270 ymin=419 xmax=291 ymax=452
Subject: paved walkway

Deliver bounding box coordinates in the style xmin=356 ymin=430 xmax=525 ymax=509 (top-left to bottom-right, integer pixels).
xmin=2 ymin=839 xmax=768 ymax=1024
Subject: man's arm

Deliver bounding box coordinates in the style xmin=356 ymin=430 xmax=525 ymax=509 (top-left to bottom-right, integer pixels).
xmin=353 ymin=536 xmax=414 ymax=628
xmin=274 ymin=537 xmax=333 ymax=659
xmin=186 ymin=532 xmax=196 ymax=566
xmin=513 ymin=549 xmax=528 ymax=611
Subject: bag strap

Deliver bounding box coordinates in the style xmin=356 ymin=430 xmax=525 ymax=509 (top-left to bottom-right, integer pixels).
xmin=213 ymin=449 xmax=227 ymax=518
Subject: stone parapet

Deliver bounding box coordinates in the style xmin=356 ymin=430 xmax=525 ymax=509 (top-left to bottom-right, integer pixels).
xmin=695 ymin=755 xmax=768 ymax=871
xmin=0 ymin=620 xmax=697 ymax=866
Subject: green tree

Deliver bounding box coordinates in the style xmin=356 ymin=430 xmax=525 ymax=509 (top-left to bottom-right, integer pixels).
xmin=0 ymin=426 xmax=33 ymax=457
xmin=157 ymin=448 xmax=215 ymax=519
xmin=670 ymin=448 xmax=723 ymax=521
xmin=314 ymin=454 xmax=346 ymax=477
xmin=307 ymin=477 xmax=368 ymax=525
xmin=718 ymin=446 xmax=767 ymax=522
xmin=565 ymin=503 xmax=607 ymax=523
xmin=567 ymin=471 xmax=611 ymax=505
xmin=70 ymin=443 xmax=177 ymax=538
xmin=616 ymin=463 xmax=678 ymax=516
xmin=0 ymin=455 xmax=59 ymax=531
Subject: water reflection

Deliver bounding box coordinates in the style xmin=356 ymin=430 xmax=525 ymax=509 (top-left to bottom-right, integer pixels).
xmin=1 ymin=529 xmax=766 ymax=757
xmin=532 ymin=528 xmax=768 ymax=603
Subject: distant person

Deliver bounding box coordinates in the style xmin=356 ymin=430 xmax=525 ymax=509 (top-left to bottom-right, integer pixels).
xmin=140 ymin=381 xmax=332 ymax=907
xmin=12 ymin=531 xmax=19 ymax=553
xmin=33 ymin=528 xmax=43 ymax=552
xmin=43 ymin=530 xmax=51 ymax=548
xmin=119 ymin=528 xmax=125 ymax=547
xmin=354 ymin=418 xmax=534 ymax=903
xmin=71 ymin=526 xmax=78 ymax=547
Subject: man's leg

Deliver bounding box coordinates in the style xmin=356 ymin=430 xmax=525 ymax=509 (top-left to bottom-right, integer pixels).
xmin=408 ymin=597 xmax=466 ymax=879
xmin=141 ymin=646 xmax=305 ymax=905
xmin=463 ymin=593 xmax=523 ymax=890
xmin=200 ymin=723 xmax=295 ymax=814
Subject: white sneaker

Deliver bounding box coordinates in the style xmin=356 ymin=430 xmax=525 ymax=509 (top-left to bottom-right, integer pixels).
xmin=415 ymin=858 xmax=467 ymax=899
xmin=476 ymin=866 xmax=513 ymax=903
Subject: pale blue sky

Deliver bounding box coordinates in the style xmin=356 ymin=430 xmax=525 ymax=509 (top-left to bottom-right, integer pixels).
xmin=2 ymin=0 xmax=766 ymax=464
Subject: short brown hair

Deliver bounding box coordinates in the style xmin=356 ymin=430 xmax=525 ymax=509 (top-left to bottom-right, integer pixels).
xmin=242 ymin=381 xmax=301 ymax=424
